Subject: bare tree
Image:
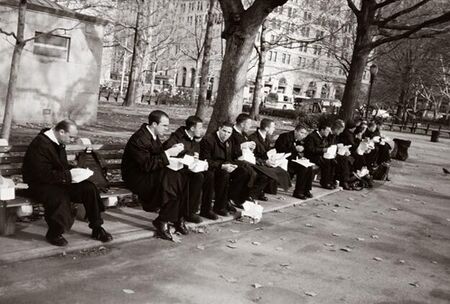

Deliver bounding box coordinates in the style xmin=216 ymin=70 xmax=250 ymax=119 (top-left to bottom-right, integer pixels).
xmin=339 ymin=0 xmax=450 ymax=121
xmin=207 ymin=0 xmax=287 ymax=132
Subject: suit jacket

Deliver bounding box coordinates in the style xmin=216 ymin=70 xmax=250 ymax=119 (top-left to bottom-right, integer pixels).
xmin=228 ymin=128 xmax=250 ymax=160
xmin=338 ymin=128 xmax=357 ymax=150
xmin=121 ymin=124 xmax=169 ymax=199
xmin=274 ymin=130 xmax=305 ymax=160
xmin=304 ymin=130 xmax=330 ymax=161
xmin=163 ymin=126 xmax=200 ymax=156
xmin=248 ymin=130 xmax=271 ymax=163
xmin=363 ymin=129 xmax=380 ymax=139
xmin=200 ymin=132 xmax=233 ymax=170
xmin=22 ymin=129 xmax=72 ymax=186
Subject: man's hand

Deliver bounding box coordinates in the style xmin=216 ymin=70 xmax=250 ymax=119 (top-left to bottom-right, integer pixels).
xmin=241 ymin=141 xmax=256 ymax=151
xmin=266 ymin=159 xmax=277 ymax=167
xmin=296 ymin=145 xmax=304 ymax=153
xmin=165 ymin=143 xmax=184 ymax=157
xmin=221 ymin=163 xmax=238 ymax=173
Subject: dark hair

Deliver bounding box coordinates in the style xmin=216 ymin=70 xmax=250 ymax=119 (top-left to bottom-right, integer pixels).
xmin=236 ymin=113 xmax=251 ymax=125
xmin=260 ymin=118 xmax=274 ymax=130
xmin=148 ymin=110 xmax=169 ymax=125
xmin=185 ymin=115 xmax=203 ymax=129
xmin=219 ymin=121 xmax=234 ymax=128
xmin=295 ymin=124 xmax=307 ymax=131
xmin=355 ymin=125 xmax=366 ymax=135
xmin=317 ymin=120 xmax=331 ymax=131
xmin=332 ymin=119 xmax=345 ymax=130
xmin=368 ymin=121 xmax=377 ymax=128
xmin=55 ymin=120 xmax=77 ymax=132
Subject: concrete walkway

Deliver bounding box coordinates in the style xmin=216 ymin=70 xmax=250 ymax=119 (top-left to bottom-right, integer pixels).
xmin=0 ymin=186 xmax=340 ymax=264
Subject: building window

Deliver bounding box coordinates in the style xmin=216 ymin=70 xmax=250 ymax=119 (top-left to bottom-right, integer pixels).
xmin=273 ymin=51 xmax=278 ymax=62
xmin=268 ymin=51 xmax=273 ymax=61
xmin=282 ymin=53 xmax=286 ymax=64
xmin=33 ymin=32 xmax=70 ymax=61
xmin=191 ymin=68 xmax=196 ymax=87
xmin=287 ymin=54 xmax=291 ymax=64
xmin=181 ymin=67 xmax=187 ymax=87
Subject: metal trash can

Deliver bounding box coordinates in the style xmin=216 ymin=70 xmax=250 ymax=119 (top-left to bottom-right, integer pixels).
xmin=431 ymin=130 xmax=440 ymax=142
xmin=392 ymin=138 xmax=411 ymax=161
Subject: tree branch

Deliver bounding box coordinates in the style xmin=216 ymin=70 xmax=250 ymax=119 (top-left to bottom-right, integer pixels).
xmin=374 ymin=0 xmax=400 ymax=10
xmin=0 ymin=28 xmax=17 ymax=40
xmin=347 ymin=0 xmax=360 ymax=16
xmin=377 ymin=0 xmax=431 ymax=27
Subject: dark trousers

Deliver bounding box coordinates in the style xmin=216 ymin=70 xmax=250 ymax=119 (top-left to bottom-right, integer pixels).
xmin=157 ymin=169 xmax=188 ymax=223
xmin=30 ymin=181 xmax=105 ymax=236
xmin=335 ymin=155 xmax=352 ymax=184
xmin=249 ymin=173 xmax=270 ymax=198
xmin=185 ymin=171 xmax=204 ymax=215
xmin=202 ymin=166 xmax=250 ymax=213
xmin=377 ymin=144 xmax=391 ymax=164
xmin=316 ymin=157 xmax=336 ymax=187
xmin=289 ymin=161 xmax=313 ymax=195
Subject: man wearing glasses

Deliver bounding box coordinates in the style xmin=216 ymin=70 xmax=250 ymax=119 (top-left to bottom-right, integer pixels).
xmin=22 ymin=120 xmax=113 ymax=246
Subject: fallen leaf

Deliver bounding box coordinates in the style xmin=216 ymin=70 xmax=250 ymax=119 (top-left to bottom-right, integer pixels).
xmin=332 ymin=233 xmax=341 ymax=237
xmin=305 ymin=291 xmax=317 ymax=297
xmin=348 ymin=197 xmax=354 ymax=201
xmin=227 ymin=244 xmax=238 ymax=249
xmin=196 ymin=245 xmax=205 ymax=250
xmin=409 ymin=282 xmax=419 ymax=288
xmin=275 ymin=247 xmax=283 ymax=251
xmin=305 ymin=223 xmax=313 ymax=228
xmin=404 ymin=199 xmax=410 ymax=202
xmin=230 ymin=229 xmax=240 ymax=233
xmin=332 ymin=209 xmax=338 ymax=213
xmin=373 ymin=257 xmax=383 ymax=261
xmin=340 ymin=247 xmax=352 ymax=252
xmin=252 ymin=241 xmax=261 ymax=246
xmin=334 ymin=204 xmax=340 ymax=207
xmin=280 ymin=263 xmax=290 ymax=267
xmin=398 ymin=259 xmax=406 ymax=264
xmin=228 ymin=239 xmax=238 ymax=243
xmin=220 ymin=275 xmax=238 ymax=283
xmin=371 ymin=235 xmax=379 ymax=239
xmin=431 ymin=261 xmax=438 ymax=264
xmin=323 ymin=243 xmax=335 ymax=247
xmin=122 ymin=289 xmax=135 ymax=294
xmin=172 ymin=234 xmax=182 ymax=243
xmin=255 ymin=227 xmax=264 ymax=231
xmin=280 ymin=237 xmax=285 ymax=241
xmin=252 ymin=283 xmax=263 ymax=289
xmin=315 ymin=214 xmax=322 ymax=218
xmin=345 ymin=206 xmax=351 ymax=209
xmin=389 ymin=207 xmax=399 ymax=211
xmin=356 ymin=237 xmax=365 ymax=241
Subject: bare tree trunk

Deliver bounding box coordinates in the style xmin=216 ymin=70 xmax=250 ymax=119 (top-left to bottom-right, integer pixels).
xmin=123 ymin=0 xmax=147 ymax=107
xmin=196 ymin=0 xmax=216 ymax=120
xmin=149 ymin=61 xmax=157 ymax=97
xmin=339 ymin=49 xmax=370 ymax=121
xmin=1 ymin=0 xmax=27 ymax=140
xmin=207 ymin=27 xmax=260 ymax=132
xmin=190 ymin=59 xmax=200 ymax=106
xmin=250 ymin=22 xmax=267 ymax=121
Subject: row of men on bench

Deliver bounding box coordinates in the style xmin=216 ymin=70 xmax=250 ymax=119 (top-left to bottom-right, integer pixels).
xmin=22 ymin=111 xmax=390 ymax=245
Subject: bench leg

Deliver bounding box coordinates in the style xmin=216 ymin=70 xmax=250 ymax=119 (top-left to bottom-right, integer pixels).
xmin=0 ymin=204 xmax=18 ymax=236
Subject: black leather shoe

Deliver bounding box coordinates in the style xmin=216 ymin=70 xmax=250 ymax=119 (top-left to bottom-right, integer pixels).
xmin=152 ymin=220 xmax=173 ymax=241
xmin=322 ymin=184 xmax=334 ymax=190
xmin=257 ymin=195 xmax=269 ymax=201
xmin=226 ymin=202 xmax=237 ymax=213
xmin=305 ymin=191 xmax=313 ymax=198
xmin=214 ymin=209 xmax=229 ymax=217
xmin=200 ymin=210 xmax=219 ymax=220
xmin=342 ymin=182 xmax=352 ymax=191
xmin=46 ymin=234 xmax=68 ymax=247
xmin=175 ymin=219 xmax=189 ymax=235
xmin=293 ymin=193 xmax=307 ymax=200
xmin=185 ymin=214 xmax=203 ymax=224
xmin=91 ymin=227 xmax=113 ymax=243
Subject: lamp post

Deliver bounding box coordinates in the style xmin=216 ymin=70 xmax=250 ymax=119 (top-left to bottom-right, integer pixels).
xmin=365 ymin=63 xmax=378 ymax=119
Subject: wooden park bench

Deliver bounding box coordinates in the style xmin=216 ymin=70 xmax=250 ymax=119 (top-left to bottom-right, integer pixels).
xmin=0 ymin=143 xmax=132 ymax=236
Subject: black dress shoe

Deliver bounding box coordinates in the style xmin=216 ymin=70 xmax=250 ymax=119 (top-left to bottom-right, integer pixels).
xmin=200 ymin=210 xmax=219 ymax=220
xmin=152 ymin=220 xmax=173 ymax=241
xmin=46 ymin=234 xmax=68 ymax=247
xmin=322 ymin=184 xmax=334 ymax=190
xmin=91 ymin=227 xmax=113 ymax=243
xmin=186 ymin=214 xmax=203 ymax=224
xmin=175 ymin=219 xmax=189 ymax=235
xmin=226 ymin=202 xmax=237 ymax=213
xmin=214 ymin=209 xmax=229 ymax=217
xmin=341 ymin=182 xmax=352 ymax=191
xmin=293 ymin=193 xmax=307 ymax=200
xmin=257 ymin=195 xmax=269 ymax=201
xmin=305 ymin=191 xmax=313 ymax=198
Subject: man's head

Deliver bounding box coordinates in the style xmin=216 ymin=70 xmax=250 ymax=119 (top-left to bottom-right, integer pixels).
xmin=375 ymin=119 xmax=384 ymax=130
xmin=294 ymin=124 xmax=308 ymax=141
xmin=368 ymin=121 xmax=377 ymax=132
xmin=317 ymin=121 xmax=332 ymax=137
xmin=54 ymin=120 xmax=78 ymax=145
xmin=148 ymin=110 xmax=170 ymax=137
xmin=260 ymin=118 xmax=275 ymax=136
xmin=332 ymin=119 xmax=345 ymax=135
xmin=235 ymin=113 xmax=253 ymax=133
xmin=217 ymin=121 xmax=234 ymax=142
xmin=185 ymin=115 xmax=203 ymax=138
xmin=346 ymin=120 xmax=356 ymax=132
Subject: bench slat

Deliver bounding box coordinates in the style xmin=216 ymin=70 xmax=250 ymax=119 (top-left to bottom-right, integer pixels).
xmin=0 ymin=156 xmax=24 ymax=164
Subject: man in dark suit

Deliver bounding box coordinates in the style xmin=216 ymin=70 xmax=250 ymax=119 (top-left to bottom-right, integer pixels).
xmin=200 ymin=122 xmax=251 ymax=219
xmin=122 ymin=110 xmax=187 ymax=241
xmin=329 ymin=119 xmax=352 ymax=190
xmin=228 ymin=113 xmax=269 ymax=203
xmin=275 ymin=125 xmax=313 ymax=199
xmin=22 ymin=120 xmax=112 ymax=246
xmin=249 ymin=119 xmax=291 ymax=195
xmin=163 ymin=116 xmax=205 ymax=224
xmin=304 ymin=121 xmax=335 ymax=189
